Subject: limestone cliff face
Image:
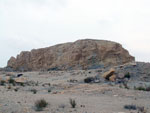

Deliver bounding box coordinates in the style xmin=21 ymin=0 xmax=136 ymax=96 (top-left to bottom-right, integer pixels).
xmin=7 ymin=39 xmax=135 ymax=71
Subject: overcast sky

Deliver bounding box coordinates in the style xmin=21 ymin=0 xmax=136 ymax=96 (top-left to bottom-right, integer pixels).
xmin=0 ymin=0 xmax=150 ymax=67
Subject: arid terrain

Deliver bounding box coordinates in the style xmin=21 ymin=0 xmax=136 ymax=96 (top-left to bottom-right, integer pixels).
xmin=0 ymin=39 xmax=150 ymax=113
xmin=0 ymin=62 xmax=150 ymax=113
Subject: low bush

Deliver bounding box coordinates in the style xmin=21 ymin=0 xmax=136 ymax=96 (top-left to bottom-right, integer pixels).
xmin=69 ymin=79 xmax=78 ymax=83
xmin=134 ymin=86 xmax=150 ymax=91
xmin=84 ymin=77 xmax=94 ymax=83
xmin=30 ymin=89 xmax=37 ymax=94
xmin=20 ymin=83 xmax=25 ymax=87
xmin=134 ymin=86 xmax=146 ymax=91
xmin=124 ymin=104 xmax=147 ymax=113
xmin=123 ymin=82 xmax=130 ymax=89
xmin=69 ymin=98 xmax=77 ymax=108
xmin=48 ymin=88 xmax=51 ymax=93
xmin=0 ymin=80 xmax=6 ymax=86
xmin=137 ymin=106 xmax=147 ymax=113
xmin=14 ymin=88 xmax=19 ymax=92
xmin=8 ymin=78 xmax=15 ymax=84
xmin=124 ymin=104 xmax=137 ymax=110
xmin=34 ymin=99 xmax=48 ymax=111
xmin=124 ymin=72 xmax=131 ymax=79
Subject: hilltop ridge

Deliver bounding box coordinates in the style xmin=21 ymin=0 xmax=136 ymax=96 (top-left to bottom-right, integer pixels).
xmin=7 ymin=39 xmax=135 ymax=71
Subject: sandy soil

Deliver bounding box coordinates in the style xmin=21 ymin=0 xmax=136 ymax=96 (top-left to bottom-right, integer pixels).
xmin=0 ymin=70 xmax=150 ymax=113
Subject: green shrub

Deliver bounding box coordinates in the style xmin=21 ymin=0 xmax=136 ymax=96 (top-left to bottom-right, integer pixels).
xmin=48 ymin=88 xmax=51 ymax=93
xmin=34 ymin=99 xmax=48 ymax=111
xmin=69 ymin=98 xmax=77 ymax=108
xmin=124 ymin=104 xmax=137 ymax=110
xmin=135 ymin=86 xmax=146 ymax=91
xmin=124 ymin=72 xmax=131 ymax=79
xmin=0 ymin=80 xmax=6 ymax=86
xmin=124 ymin=104 xmax=147 ymax=113
xmin=8 ymin=78 xmax=15 ymax=84
xmin=137 ymin=106 xmax=147 ymax=113
xmin=19 ymin=82 xmax=25 ymax=87
xmin=134 ymin=86 xmax=150 ymax=91
xmin=84 ymin=77 xmax=94 ymax=83
xmin=14 ymin=88 xmax=19 ymax=92
xmin=30 ymin=89 xmax=37 ymax=94
xmin=123 ymin=82 xmax=129 ymax=89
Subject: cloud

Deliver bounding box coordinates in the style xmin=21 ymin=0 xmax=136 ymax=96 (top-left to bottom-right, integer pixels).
xmin=0 ymin=0 xmax=150 ymax=67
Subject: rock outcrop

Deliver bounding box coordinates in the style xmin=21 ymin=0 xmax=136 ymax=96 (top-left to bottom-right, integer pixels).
xmin=7 ymin=39 xmax=135 ymax=71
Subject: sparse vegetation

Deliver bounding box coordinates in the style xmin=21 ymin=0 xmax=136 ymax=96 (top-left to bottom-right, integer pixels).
xmin=48 ymin=88 xmax=51 ymax=93
xmin=8 ymin=78 xmax=15 ymax=84
xmin=124 ymin=104 xmax=137 ymax=110
xmin=19 ymin=82 xmax=25 ymax=87
xmin=69 ymin=98 xmax=77 ymax=108
xmin=137 ymin=106 xmax=147 ymax=113
xmin=123 ymin=82 xmax=129 ymax=89
xmin=124 ymin=104 xmax=147 ymax=113
xmin=0 ymin=62 xmax=150 ymax=113
xmin=69 ymin=79 xmax=78 ymax=83
xmin=124 ymin=72 xmax=131 ymax=79
xmin=84 ymin=77 xmax=94 ymax=83
xmin=30 ymin=89 xmax=37 ymax=94
xmin=35 ymin=81 xmax=39 ymax=86
xmin=0 ymin=80 xmax=6 ymax=86
xmin=34 ymin=99 xmax=48 ymax=111
xmin=48 ymin=83 xmax=51 ymax=86
xmin=14 ymin=88 xmax=19 ymax=92
xmin=134 ymin=85 xmax=150 ymax=91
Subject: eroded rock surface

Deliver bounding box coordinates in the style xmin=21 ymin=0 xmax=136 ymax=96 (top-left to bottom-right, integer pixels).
xmin=7 ymin=39 xmax=135 ymax=71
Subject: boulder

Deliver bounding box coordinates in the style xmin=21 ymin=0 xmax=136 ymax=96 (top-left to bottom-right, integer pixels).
xmin=14 ymin=77 xmax=27 ymax=83
xmin=102 ymin=68 xmax=115 ymax=80
xmin=7 ymin=39 xmax=135 ymax=71
xmin=17 ymin=74 xmax=23 ymax=77
xmin=109 ymin=74 xmax=116 ymax=82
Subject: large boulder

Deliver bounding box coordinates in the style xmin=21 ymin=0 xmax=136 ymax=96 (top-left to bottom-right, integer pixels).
xmin=102 ymin=68 xmax=115 ymax=80
xmin=7 ymin=39 xmax=135 ymax=71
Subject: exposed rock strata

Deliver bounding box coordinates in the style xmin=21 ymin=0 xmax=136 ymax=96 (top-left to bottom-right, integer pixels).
xmin=7 ymin=39 xmax=135 ymax=71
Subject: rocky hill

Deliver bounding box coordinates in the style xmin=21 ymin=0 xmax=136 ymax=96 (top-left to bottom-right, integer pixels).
xmin=7 ymin=39 xmax=135 ymax=71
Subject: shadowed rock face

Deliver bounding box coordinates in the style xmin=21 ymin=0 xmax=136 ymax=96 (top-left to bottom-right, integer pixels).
xmin=7 ymin=39 xmax=135 ymax=71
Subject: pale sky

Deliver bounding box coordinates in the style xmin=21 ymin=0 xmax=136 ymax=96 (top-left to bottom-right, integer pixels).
xmin=0 ymin=0 xmax=150 ymax=67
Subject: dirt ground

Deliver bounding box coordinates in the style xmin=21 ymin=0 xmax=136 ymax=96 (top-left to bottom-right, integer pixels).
xmin=0 ymin=70 xmax=150 ymax=113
